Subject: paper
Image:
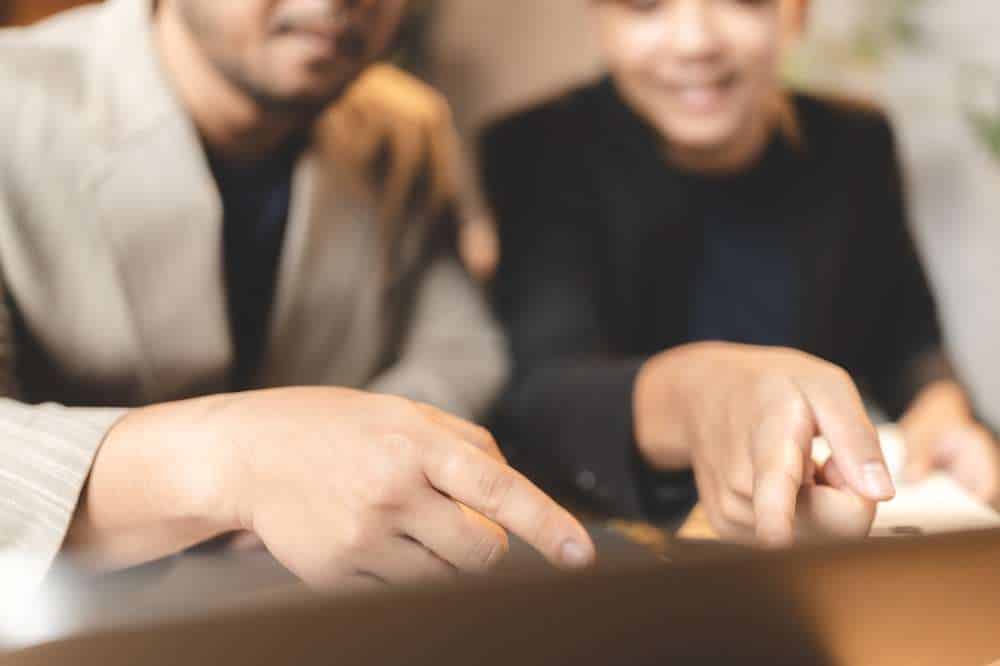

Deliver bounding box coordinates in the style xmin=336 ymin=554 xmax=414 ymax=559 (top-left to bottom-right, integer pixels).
xmin=812 ymin=425 xmax=1000 ymax=536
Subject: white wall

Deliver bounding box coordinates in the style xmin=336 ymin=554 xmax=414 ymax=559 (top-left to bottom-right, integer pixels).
xmin=425 ymin=0 xmax=603 ymax=136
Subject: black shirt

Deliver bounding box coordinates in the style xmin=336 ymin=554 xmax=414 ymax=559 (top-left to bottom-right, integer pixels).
xmin=208 ymin=136 xmax=306 ymax=390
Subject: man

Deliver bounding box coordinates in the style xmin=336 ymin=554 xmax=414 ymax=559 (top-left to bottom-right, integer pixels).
xmin=0 ymin=0 xmax=596 ymax=589
xmin=485 ymin=0 xmax=1000 ymax=545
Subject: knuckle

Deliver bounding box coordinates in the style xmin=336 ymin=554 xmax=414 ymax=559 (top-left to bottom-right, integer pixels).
xmin=439 ymin=448 xmax=469 ymax=483
xmin=765 ymin=465 xmax=803 ymax=497
xmin=362 ymin=436 xmax=421 ymax=508
xmin=476 ymin=467 xmax=516 ymax=516
xmin=468 ymin=531 xmax=509 ymax=571
xmin=718 ymin=492 xmax=745 ymax=524
xmin=339 ymin=519 xmax=378 ymax=555
xmin=375 ymin=395 xmax=425 ymax=426
xmin=723 ymin=465 xmax=752 ymax=497
xmin=782 ymin=393 xmax=813 ymax=430
xmin=382 ymin=431 xmax=421 ymax=465
xmin=822 ymin=363 xmax=853 ymax=387
xmin=472 ymin=425 xmax=500 ymax=453
xmin=752 ymin=372 xmax=797 ymax=405
xmin=361 ymin=478 xmax=407 ymax=510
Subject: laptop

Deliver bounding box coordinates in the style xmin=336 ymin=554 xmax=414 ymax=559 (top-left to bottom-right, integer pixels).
xmin=7 ymin=527 xmax=1000 ymax=665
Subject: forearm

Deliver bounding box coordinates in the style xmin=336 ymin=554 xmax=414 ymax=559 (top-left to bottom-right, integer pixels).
xmin=633 ymin=342 xmax=737 ymax=471
xmin=63 ymin=395 xmax=238 ymax=572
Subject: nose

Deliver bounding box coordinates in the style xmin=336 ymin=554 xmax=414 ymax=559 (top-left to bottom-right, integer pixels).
xmin=667 ymin=0 xmax=722 ymax=60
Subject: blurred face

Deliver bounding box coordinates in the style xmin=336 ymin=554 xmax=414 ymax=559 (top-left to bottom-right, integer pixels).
xmin=591 ymin=0 xmax=804 ymax=160
xmin=167 ymin=0 xmax=408 ymax=111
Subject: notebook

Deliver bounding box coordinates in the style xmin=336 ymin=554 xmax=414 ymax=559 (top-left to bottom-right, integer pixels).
xmin=813 ymin=425 xmax=1000 ymax=536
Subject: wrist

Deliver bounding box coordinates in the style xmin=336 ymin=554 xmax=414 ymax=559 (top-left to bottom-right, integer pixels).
xmin=633 ymin=350 xmax=695 ymax=470
xmin=117 ymin=395 xmax=243 ymax=534
xmin=66 ymin=394 xmax=243 ymax=569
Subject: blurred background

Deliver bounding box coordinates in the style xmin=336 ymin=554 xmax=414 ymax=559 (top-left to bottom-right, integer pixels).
xmin=6 ymin=0 xmax=1000 ymax=427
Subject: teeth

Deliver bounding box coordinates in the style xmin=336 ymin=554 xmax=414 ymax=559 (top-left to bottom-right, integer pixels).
xmin=676 ymin=84 xmax=725 ymax=110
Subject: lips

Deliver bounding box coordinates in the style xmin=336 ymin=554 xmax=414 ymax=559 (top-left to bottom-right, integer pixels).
xmin=278 ymin=22 xmax=368 ymax=60
xmin=663 ymin=72 xmax=740 ymax=113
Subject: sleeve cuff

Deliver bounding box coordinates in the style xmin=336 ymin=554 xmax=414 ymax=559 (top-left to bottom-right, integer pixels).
xmin=497 ymin=359 xmax=696 ymax=524
xmin=0 ymin=403 xmax=127 ymax=588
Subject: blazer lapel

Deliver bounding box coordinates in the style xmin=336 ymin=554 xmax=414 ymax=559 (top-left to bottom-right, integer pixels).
xmin=589 ymin=79 xmax=699 ymax=353
xmin=258 ymin=144 xmax=381 ymax=388
xmin=91 ymin=122 xmax=230 ymax=401
xmin=86 ymin=0 xmax=231 ymax=401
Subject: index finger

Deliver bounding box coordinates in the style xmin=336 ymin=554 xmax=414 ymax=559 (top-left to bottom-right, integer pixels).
xmin=417 ymin=403 xmax=505 ymax=461
xmin=750 ymin=406 xmax=812 ymax=547
xmin=422 ymin=438 xmax=595 ymax=569
xmin=800 ymin=372 xmax=895 ymax=501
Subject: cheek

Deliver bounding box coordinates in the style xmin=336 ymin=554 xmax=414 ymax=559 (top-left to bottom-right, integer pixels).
xmin=595 ymin=12 xmax=666 ymax=76
xmin=203 ymin=2 xmax=272 ymax=59
xmin=717 ymin=13 xmax=784 ymax=84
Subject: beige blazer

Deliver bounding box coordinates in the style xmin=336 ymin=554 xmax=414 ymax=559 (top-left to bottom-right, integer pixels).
xmin=0 ymin=0 xmax=508 ymax=584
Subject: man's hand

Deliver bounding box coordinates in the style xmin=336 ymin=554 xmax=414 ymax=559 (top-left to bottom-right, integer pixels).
xmin=900 ymin=380 xmax=1000 ymax=508
xmin=66 ymin=388 xmax=595 ymax=588
xmin=324 ymin=63 xmax=461 ymax=220
xmin=634 ymin=343 xmax=894 ymax=546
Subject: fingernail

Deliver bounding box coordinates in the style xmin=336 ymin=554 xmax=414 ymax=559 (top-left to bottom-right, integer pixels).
xmin=863 ymin=462 xmax=895 ymax=499
xmin=759 ymin=531 xmax=793 ymax=550
xmin=560 ymin=539 xmax=593 ymax=568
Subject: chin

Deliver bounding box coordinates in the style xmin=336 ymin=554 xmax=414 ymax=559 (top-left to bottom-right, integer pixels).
xmin=263 ymin=77 xmax=354 ymax=111
xmin=659 ymin=120 xmax=746 ymax=155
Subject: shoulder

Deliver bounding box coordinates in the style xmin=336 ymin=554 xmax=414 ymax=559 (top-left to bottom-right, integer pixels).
xmin=480 ymin=78 xmax=613 ymax=169
xmin=792 ymin=91 xmax=897 ymax=163
xmin=0 ymin=9 xmax=101 ymax=171
xmin=0 ymin=5 xmax=99 ymax=97
xmin=791 ymin=93 xmax=910 ymax=242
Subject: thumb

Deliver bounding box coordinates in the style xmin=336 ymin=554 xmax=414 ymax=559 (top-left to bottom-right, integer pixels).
xmin=817 ymin=457 xmax=848 ymax=490
xmin=903 ymin=432 xmax=934 ymax=483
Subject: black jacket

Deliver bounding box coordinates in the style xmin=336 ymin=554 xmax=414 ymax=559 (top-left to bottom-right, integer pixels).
xmin=482 ymin=78 xmax=951 ymax=523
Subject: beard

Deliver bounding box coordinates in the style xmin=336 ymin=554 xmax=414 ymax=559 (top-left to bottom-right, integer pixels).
xmin=212 ymin=57 xmax=362 ymax=117
xmin=174 ymin=1 xmax=377 ymax=117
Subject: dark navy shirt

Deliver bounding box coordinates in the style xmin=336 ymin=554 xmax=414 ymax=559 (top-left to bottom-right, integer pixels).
xmin=688 ymin=216 xmax=799 ymax=348
xmin=208 ymin=136 xmax=307 ymax=390
xmin=683 ymin=140 xmax=801 ymax=349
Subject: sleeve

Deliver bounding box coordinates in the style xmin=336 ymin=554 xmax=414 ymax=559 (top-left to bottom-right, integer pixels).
xmin=0 ymin=280 xmax=126 ymax=588
xmin=366 ymin=212 xmax=510 ymax=422
xmin=482 ymin=119 xmax=695 ymax=524
xmin=0 ymin=61 xmax=126 ymax=588
xmin=859 ymin=117 xmax=956 ymax=418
